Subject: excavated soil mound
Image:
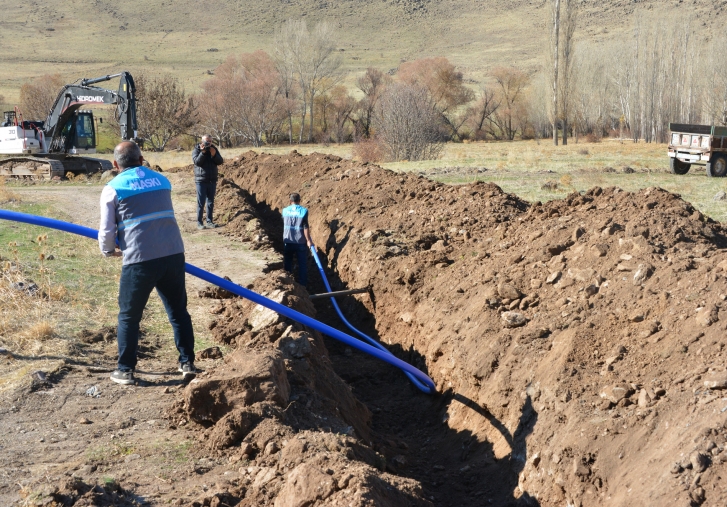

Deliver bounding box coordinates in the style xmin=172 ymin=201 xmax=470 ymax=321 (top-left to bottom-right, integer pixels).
xmin=198 ymin=150 xmax=727 ymax=507
xmin=176 ymin=271 xmax=432 ymax=506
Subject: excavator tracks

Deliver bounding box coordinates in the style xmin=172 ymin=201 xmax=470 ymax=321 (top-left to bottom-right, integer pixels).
xmin=0 ymin=156 xmax=113 ymax=180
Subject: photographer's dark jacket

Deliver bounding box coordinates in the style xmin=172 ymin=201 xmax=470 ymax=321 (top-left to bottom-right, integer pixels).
xmin=192 ymin=145 xmax=223 ymax=183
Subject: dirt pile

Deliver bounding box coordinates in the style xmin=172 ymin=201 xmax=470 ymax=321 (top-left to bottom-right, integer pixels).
xmin=22 ymin=476 xmax=142 ymax=506
xmin=178 ymin=271 xmax=432 ymax=506
xmin=206 ymin=150 xmax=727 ymax=506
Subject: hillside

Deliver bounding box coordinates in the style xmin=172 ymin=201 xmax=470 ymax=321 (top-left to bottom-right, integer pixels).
xmin=0 ymin=0 xmax=724 ymax=103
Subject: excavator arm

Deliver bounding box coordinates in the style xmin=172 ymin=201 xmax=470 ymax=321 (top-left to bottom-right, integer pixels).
xmin=44 ymin=71 xmax=139 ymax=153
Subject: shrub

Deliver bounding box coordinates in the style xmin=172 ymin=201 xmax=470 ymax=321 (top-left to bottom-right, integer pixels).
xmin=584 ymin=132 xmax=601 ymax=143
xmin=19 ymin=74 xmax=64 ymax=120
xmin=374 ymin=83 xmax=444 ymax=161
xmin=352 ymin=138 xmax=385 ymax=163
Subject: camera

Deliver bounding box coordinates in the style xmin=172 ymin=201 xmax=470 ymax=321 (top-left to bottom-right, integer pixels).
xmin=203 ymin=141 xmax=211 ymax=148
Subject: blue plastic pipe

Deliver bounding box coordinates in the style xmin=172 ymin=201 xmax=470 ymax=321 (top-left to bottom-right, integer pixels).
xmin=0 ymin=209 xmax=436 ymax=394
xmin=309 ymin=246 xmax=430 ymax=392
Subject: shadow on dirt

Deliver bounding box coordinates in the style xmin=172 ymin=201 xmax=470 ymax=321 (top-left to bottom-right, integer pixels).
xmin=243 ymin=193 xmax=541 ymax=506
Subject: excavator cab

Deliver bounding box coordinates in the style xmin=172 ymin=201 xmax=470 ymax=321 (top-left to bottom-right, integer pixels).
xmin=59 ymin=111 xmax=96 ymax=154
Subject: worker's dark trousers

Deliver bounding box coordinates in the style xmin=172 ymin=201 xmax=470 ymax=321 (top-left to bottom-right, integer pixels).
xmin=196 ymin=181 xmax=216 ymax=224
xmin=116 ymin=253 xmax=195 ymax=371
xmin=283 ymin=242 xmax=309 ymax=287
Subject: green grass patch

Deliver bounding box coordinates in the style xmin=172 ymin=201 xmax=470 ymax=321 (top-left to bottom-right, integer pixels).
xmin=0 ymin=199 xmax=171 ymax=341
xmin=86 ymin=444 xmax=112 ymax=462
xmin=95 ymin=128 xmax=118 ymax=154
xmin=1 ymin=200 xmax=120 ymax=328
xmin=151 ymin=439 xmax=193 ymax=465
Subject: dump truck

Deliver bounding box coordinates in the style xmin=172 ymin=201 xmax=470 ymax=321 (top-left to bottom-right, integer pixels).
xmin=0 ymin=71 xmax=140 ymax=179
xmin=667 ymin=123 xmax=727 ymax=177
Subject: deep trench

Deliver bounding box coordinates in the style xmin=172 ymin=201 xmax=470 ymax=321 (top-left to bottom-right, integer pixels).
xmin=246 ymin=192 xmax=539 ymax=507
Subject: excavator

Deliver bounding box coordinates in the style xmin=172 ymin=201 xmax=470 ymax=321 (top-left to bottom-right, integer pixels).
xmin=0 ymin=71 xmax=140 ymax=179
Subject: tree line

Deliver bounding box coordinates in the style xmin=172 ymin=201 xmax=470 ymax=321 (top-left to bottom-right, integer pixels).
xmin=539 ymin=7 xmax=723 ymax=145
xmin=16 ymin=10 xmax=727 ymax=160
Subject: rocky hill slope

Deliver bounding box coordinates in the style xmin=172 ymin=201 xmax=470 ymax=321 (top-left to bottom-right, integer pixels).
xmin=1 ymin=0 xmax=724 ymax=101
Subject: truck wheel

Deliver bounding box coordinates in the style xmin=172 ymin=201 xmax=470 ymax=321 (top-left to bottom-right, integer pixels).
xmin=706 ymin=154 xmax=727 ymax=177
xmin=669 ymin=158 xmax=690 ymax=175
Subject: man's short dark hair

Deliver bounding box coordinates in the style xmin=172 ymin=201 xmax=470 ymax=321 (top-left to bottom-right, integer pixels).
xmin=289 ymin=193 xmax=301 ymax=203
xmin=114 ymin=142 xmax=142 ymax=169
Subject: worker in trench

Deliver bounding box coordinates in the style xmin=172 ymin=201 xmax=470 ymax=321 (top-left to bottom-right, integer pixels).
xmin=283 ymin=192 xmax=315 ymax=287
xmin=98 ymin=141 xmax=197 ymax=385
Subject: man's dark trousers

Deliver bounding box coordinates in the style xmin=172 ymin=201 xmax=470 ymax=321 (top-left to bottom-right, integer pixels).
xmin=117 ymin=253 xmax=194 ymax=371
xmin=284 ymin=242 xmax=308 ymax=286
xmin=196 ymin=181 xmax=216 ymax=224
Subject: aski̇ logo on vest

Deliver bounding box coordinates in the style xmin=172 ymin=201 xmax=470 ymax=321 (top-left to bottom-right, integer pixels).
xmin=130 ymin=177 xmax=162 ymax=191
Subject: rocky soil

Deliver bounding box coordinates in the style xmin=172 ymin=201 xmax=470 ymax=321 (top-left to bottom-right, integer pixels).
xmin=0 ymin=173 xmax=434 ymax=506
xmin=5 ymin=151 xmax=727 ymax=506
xmin=202 ymin=150 xmax=727 ymax=507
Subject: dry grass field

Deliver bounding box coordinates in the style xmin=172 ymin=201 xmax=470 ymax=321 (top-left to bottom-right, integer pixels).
xmin=96 ymin=139 xmax=664 ymax=173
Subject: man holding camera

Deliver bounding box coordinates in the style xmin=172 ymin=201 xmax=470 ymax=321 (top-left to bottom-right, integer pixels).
xmin=192 ymin=135 xmax=224 ymax=229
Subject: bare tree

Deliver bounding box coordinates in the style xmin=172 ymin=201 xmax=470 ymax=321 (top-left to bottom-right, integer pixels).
xmin=275 ymin=19 xmax=342 ymax=143
xmin=375 ymin=82 xmax=443 ymax=161
xmin=466 ymin=85 xmax=500 ymax=140
xmin=398 ymin=57 xmax=475 ymax=141
xmin=490 ymin=67 xmax=531 ymax=141
xmin=197 ymin=75 xmax=237 ymax=147
xmin=527 ymin=73 xmax=554 ymax=140
xmin=355 ymin=67 xmax=389 ymax=138
xmin=317 ymin=85 xmax=356 ymax=143
xmin=559 ymin=0 xmax=577 ymax=145
xmin=198 ymin=51 xmax=291 ymax=147
xmin=274 ymin=34 xmax=300 ymax=144
xmin=20 ymin=74 xmax=65 ymax=121
xmin=276 ymin=20 xmax=308 ymax=143
xmin=571 ymin=46 xmax=614 ymax=140
xmin=134 ymin=74 xmax=197 ymax=151
xmin=705 ymin=35 xmax=727 ymax=125
xmin=563 ymin=12 xmax=719 ymax=144
xmin=551 ymin=0 xmax=561 ymax=145
xmin=228 ymin=51 xmax=290 ymax=147
xmin=612 ymin=13 xmax=701 ymax=143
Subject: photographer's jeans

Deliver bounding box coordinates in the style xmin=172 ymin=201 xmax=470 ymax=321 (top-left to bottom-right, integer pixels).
xmin=196 ymin=181 xmax=217 ymax=224
xmin=117 ymin=253 xmax=195 ymax=371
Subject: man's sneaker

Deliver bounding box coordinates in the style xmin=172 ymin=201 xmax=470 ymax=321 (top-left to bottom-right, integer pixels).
xmin=197 ymin=223 xmax=205 ymax=230
xmin=179 ymin=362 xmax=197 ymax=380
xmin=205 ymin=222 xmax=218 ymax=229
xmin=110 ymin=370 xmax=135 ymax=385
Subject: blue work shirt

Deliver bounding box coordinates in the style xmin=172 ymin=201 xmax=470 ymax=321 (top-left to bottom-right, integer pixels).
xmin=282 ymin=204 xmax=309 ymax=244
